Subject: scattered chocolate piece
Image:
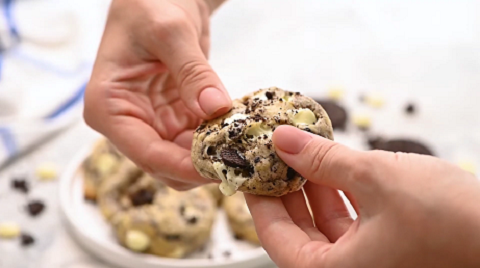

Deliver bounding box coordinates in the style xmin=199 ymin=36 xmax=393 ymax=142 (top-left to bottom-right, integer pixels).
xmin=368 ymin=138 xmax=434 ymax=156
xmin=405 ymin=103 xmax=416 ymax=114
xmin=223 ymin=250 xmax=231 ymax=258
xmin=26 ymin=200 xmax=45 ymax=217
xmin=286 ymin=167 xmax=297 ymax=180
xmin=130 ymin=189 xmax=155 ymax=206
xmin=11 ymin=179 xmax=29 ymax=194
xmin=314 ymin=99 xmax=348 ymax=131
xmin=20 ymin=233 xmax=35 ymax=247
xmin=221 ymin=149 xmax=249 ymax=168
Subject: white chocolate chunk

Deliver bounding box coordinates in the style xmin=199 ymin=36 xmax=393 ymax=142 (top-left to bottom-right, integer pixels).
xmin=253 ymin=91 xmax=268 ymax=101
xmin=328 ymin=87 xmax=344 ymax=100
xmin=125 ymin=230 xmax=150 ymax=252
xmin=212 ymin=162 xmax=248 ymax=196
xmin=224 ymin=113 xmax=249 ymax=125
xmin=97 ymin=154 xmax=117 ymax=175
xmin=36 ymin=162 xmax=58 ymax=181
xmin=458 ymin=161 xmax=476 ymax=175
xmin=352 ymin=114 xmax=371 ymax=129
xmin=246 ymin=122 xmax=273 ymax=137
xmin=365 ymin=94 xmax=385 ymax=108
xmin=0 ymin=222 xmax=21 ymax=238
xmin=287 ymin=109 xmax=316 ymax=126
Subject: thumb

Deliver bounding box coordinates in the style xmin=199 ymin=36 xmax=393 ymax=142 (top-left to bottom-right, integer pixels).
xmin=157 ymin=38 xmax=231 ymax=119
xmin=272 ymin=125 xmax=378 ymax=196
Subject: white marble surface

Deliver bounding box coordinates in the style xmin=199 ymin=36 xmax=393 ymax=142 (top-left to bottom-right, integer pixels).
xmin=1 ymin=0 xmax=480 ymax=267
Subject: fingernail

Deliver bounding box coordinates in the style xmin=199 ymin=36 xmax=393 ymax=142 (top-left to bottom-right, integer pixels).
xmin=273 ymin=125 xmax=312 ymax=154
xmin=199 ymin=87 xmax=231 ymax=116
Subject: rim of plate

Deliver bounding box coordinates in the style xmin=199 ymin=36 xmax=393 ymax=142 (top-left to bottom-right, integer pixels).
xmin=59 ymin=145 xmax=271 ymax=268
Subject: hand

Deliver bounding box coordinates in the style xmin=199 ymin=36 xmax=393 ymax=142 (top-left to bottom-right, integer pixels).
xmin=246 ymin=125 xmax=480 ymax=268
xmin=84 ymin=0 xmax=230 ymax=190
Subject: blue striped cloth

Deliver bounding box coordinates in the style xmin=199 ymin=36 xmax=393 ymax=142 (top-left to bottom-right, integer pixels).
xmin=0 ymin=0 xmax=109 ymax=164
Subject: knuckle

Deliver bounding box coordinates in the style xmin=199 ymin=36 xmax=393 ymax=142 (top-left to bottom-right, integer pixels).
xmin=152 ymin=11 xmax=189 ymax=40
xmin=177 ymin=60 xmax=215 ymax=89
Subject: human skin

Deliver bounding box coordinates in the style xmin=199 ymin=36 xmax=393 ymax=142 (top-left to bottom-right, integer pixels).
xmin=246 ymin=125 xmax=480 ymax=268
xmin=84 ymin=0 xmax=229 ymax=190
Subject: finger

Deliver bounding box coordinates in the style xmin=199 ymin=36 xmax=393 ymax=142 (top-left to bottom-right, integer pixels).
xmin=245 ymin=194 xmax=331 ymax=267
xmin=150 ymin=15 xmax=231 ymax=119
xmin=344 ymin=191 xmax=360 ymax=217
xmin=281 ymin=190 xmax=328 ymax=241
xmin=304 ymin=182 xmax=353 ymax=242
xmin=174 ymin=129 xmax=195 ymax=149
xmin=272 ymin=125 xmax=378 ymax=197
xmin=101 ymin=115 xmax=210 ymax=186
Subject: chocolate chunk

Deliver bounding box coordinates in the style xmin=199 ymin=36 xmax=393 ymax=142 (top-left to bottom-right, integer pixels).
xmin=405 ymin=103 xmax=416 ymax=114
xmin=254 ymin=157 xmax=261 ymax=164
xmin=221 ymin=149 xmax=249 ymax=168
xmin=20 ymin=233 xmax=35 ymax=247
xmin=265 ymin=91 xmax=274 ymax=100
xmin=286 ymin=167 xmax=297 ymax=180
xmin=187 ymin=216 xmax=198 ymax=224
xmin=130 ymin=189 xmax=155 ymax=206
xmin=11 ymin=179 xmax=29 ymax=194
xmin=196 ymin=124 xmax=206 ymax=132
xmin=314 ymin=99 xmax=348 ymax=131
xmin=222 ymin=169 xmax=227 ymax=176
xmin=369 ymin=138 xmax=434 ymax=156
xmin=165 ymin=234 xmax=181 ymax=241
xmin=241 ymin=167 xmax=253 ymax=178
xmin=26 ymin=200 xmax=45 ymax=217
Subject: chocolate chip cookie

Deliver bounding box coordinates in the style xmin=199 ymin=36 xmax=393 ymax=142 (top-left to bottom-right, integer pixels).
xmin=82 ymin=139 xmax=124 ymax=200
xmin=223 ymin=192 xmax=259 ymax=245
xmin=192 ymin=87 xmax=334 ymax=197
xmin=98 ymin=160 xmax=217 ymax=258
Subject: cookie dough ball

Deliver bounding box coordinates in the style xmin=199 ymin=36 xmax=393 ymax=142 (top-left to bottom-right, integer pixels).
xmin=223 ymin=193 xmax=259 ymax=245
xmin=82 ymin=138 xmax=124 ymax=200
xmin=98 ymin=161 xmax=217 ymax=258
xmin=192 ymin=87 xmax=333 ymax=197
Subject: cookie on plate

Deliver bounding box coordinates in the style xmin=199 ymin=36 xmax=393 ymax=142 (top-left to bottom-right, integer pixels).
xmin=192 ymin=87 xmax=334 ymax=197
xmin=223 ymin=192 xmax=259 ymax=245
xmin=82 ymin=139 xmax=124 ymax=200
xmin=98 ymin=160 xmax=217 ymax=258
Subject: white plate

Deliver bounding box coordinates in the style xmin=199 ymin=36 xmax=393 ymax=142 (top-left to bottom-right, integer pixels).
xmin=59 ymin=145 xmax=274 ymax=268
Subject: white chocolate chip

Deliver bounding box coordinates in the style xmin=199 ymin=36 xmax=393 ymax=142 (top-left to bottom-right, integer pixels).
xmin=352 ymin=114 xmax=371 ymax=129
xmin=96 ymin=154 xmax=117 ymax=175
xmin=212 ymin=162 xmax=248 ymax=196
xmin=0 ymin=222 xmax=21 ymax=238
xmin=36 ymin=162 xmax=58 ymax=181
xmin=458 ymin=161 xmax=476 ymax=175
xmin=125 ymin=230 xmax=150 ymax=252
xmin=327 ymin=87 xmax=344 ymax=101
xmin=224 ymin=113 xmax=249 ymax=125
xmin=365 ymin=94 xmax=385 ymax=108
xmin=246 ymin=122 xmax=273 ymax=137
xmin=289 ymin=109 xmax=316 ymax=125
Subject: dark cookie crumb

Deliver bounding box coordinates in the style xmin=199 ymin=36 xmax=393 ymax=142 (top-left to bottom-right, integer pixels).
xmin=223 ymin=251 xmax=231 ymax=258
xmin=234 ymin=234 xmax=243 ymax=240
xmin=405 ymin=103 xmax=416 ymax=114
xmin=265 ymin=91 xmax=274 ymax=100
xmin=26 ymin=200 xmax=45 ymax=217
xmin=187 ymin=216 xmax=198 ymax=225
xmin=165 ymin=234 xmax=181 ymax=241
xmin=11 ymin=178 xmax=29 ymax=194
xmin=286 ymin=167 xmax=297 ymax=181
xmin=20 ymin=233 xmax=35 ymax=247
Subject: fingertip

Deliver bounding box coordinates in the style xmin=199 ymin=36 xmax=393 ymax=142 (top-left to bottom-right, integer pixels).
xmin=198 ymin=87 xmax=232 ymax=118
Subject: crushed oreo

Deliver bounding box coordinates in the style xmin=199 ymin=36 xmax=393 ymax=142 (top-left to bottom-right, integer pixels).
xmin=20 ymin=233 xmax=35 ymax=247
xmin=221 ymin=149 xmax=249 ymax=169
xmin=26 ymin=200 xmax=45 ymax=217
xmin=368 ymin=137 xmax=434 ymax=156
xmin=11 ymin=179 xmax=29 ymax=194
xmin=265 ymin=91 xmax=274 ymax=100
xmin=286 ymin=167 xmax=297 ymax=180
xmin=405 ymin=103 xmax=416 ymax=114
xmin=130 ymin=189 xmax=155 ymax=206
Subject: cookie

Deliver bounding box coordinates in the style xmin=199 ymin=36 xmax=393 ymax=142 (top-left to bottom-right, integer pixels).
xmin=192 ymin=87 xmax=334 ymax=197
xmin=82 ymin=139 xmax=124 ymax=200
xmin=98 ymin=160 xmax=217 ymax=258
xmin=203 ymin=183 xmax=223 ymax=206
xmin=368 ymin=137 xmax=434 ymax=156
xmin=314 ymin=99 xmax=348 ymax=131
xmin=223 ymin=192 xmax=259 ymax=245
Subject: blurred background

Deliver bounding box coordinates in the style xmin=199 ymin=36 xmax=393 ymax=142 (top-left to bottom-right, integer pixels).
xmin=0 ymin=0 xmax=479 ymax=267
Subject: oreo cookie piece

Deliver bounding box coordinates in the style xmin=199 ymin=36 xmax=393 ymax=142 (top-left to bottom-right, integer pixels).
xmin=368 ymin=137 xmax=434 ymax=156
xmin=11 ymin=178 xmax=29 ymax=194
xmin=314 ymin=99 xmax=348 ymax=131
xmin=26 ymin=200 xmax=45 ymax=217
